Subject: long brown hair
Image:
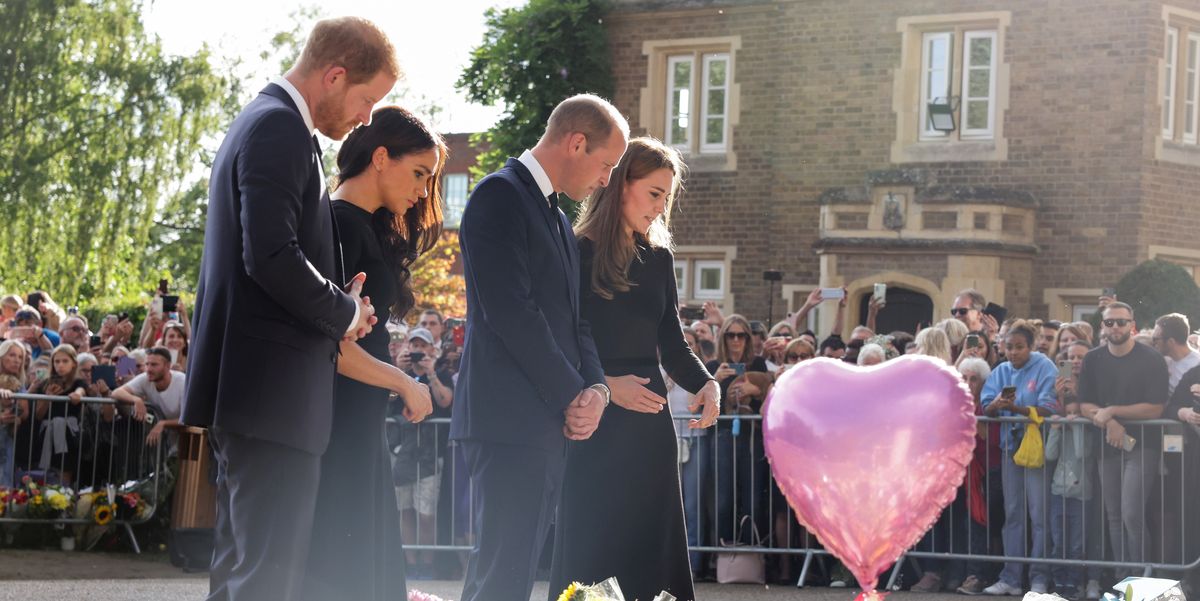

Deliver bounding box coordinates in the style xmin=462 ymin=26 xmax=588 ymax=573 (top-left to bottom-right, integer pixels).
xmin=335 ymin=106 xmax=446 ymax=320
xmin=717 ymin=314 xmax=755 ymax=364
xmin=574 ymin=137 xmax=685 ymax=300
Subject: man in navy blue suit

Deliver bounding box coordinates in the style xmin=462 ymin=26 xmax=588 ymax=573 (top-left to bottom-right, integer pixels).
xmin=182 ymin=17 xmax=427 ymax=601
xmin=451 ymin=94 xmax=629 ymax=601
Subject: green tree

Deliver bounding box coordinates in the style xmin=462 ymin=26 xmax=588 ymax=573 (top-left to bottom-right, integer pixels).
xmin=1110 ymin=259 xmax=1200 ymax=330
xmin=0 ymin=0 xmax=240 ymax=304
xmin=456 ymin=0 xmax=614 ymax=218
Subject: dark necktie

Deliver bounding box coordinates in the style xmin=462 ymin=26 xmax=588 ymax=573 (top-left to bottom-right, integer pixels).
xmin=546 ymin=192 xmax=569 ymax=251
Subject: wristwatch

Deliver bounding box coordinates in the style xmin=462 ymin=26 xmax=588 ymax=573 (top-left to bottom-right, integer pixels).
xmin=588 ymin=383 xmax=611 ymax=406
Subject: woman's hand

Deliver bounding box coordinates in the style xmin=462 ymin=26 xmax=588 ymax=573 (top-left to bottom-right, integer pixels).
xmin=713 ymin=363 xmax=736 ymax=382
xmin=730 ymin=377 xmax=761 ymax=401
xmin=688 ymin=380 xmax=721 ymax=429
xmin=68 ymin=387 xmax=83 ymax=404
xmin=607 ymin=374 xmax=666 ymax=414
xmin=1178 ymin=407 xmax=1200 ymax=426
xmin=399 ymin=378 xmax=432 ymax=423
xmin=703 ymin=301 xmax=724 ymax=327
xmin=1054 ymin=377 xmax=1075 ymax=399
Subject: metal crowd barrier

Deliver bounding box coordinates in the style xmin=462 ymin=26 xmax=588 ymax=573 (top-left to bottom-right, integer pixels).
xmin=392 ymin=413 xmax=1200 ymax=589
xmin=0 ymin=393 xmax=165 ymax=553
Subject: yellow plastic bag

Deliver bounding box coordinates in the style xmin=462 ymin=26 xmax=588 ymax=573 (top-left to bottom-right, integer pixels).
xmin=1013 ymin=407 xmax=1045 ymax=468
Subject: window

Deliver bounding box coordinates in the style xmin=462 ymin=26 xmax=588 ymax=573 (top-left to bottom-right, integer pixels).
xmin=673 ymin=259 xmax=688 ymax=299
xmin=641 ymin=37 xmax=740 ymax=170
xmin=1161 ymin=10 xmax=1200 ymax=152
xmin=1166 ymin=27 xmax=1179 ymax=138
xmin=694 ymin=260 xmax=725 ymax=300
xmin=917 ymin=28 xmax=998 ymax=141
xmin=442 ymin=173 xmax=469 ymax=229
xmin=893 ymin=12 xmax=1010 ymax=163
xmin=663 ymin=52 xmax=730 ymax=154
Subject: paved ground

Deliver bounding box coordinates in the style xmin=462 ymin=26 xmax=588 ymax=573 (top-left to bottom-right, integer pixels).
xmin=0 ymin=551 xmax=974 ymax=601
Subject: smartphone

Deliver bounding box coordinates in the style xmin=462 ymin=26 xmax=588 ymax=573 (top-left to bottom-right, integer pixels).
xmin=730 ymin=362 xmax=746 ymax=377
xmin=151 ymin=297 xmax=163 ymax=316
xmin=1121 ymin=435 xmax=1137 ymax=452
xmin=1001 ymin=385 xmax=1017 ymax=396
xmin=1101 ymin=287 xmax=1116 ymax=298
xmin=115 ymin=356 xmax=138 ymax=379
xmin=408 ymin=352 xmax=426 ymax=364
xmin=820 ymin=287 xmax=845 ymax=300
xmin=965 ymin=334 xmax=980 ymax=348
xmin=873 ymin=283 xmax=887 ymax=301
xmin=983 ymin=302 xmax=1008 ymax=325
xmin=117 ymin=311 xmax=129 ymax=323
xmin=162 ymin=295 xmax=179 ymax=314
xmin=91 ymin=365 xmax=117 ymax=389
xmin=89 ymin=334 xmax=101 ymax=348
xmin=452 ymin=325 xmax=465 ymax=347
xmin=1057 ymin=361 xmax=1073 ymax=381
xmin=158 ymin=279 xmax=169 ymax=295
xmin=679 ymin=306 xmax=706 ymax=321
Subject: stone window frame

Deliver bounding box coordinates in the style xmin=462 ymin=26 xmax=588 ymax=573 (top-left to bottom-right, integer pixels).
xmin=1158 ymin=6 xmax=1200 ymax=166
xmin=892 ymin=12 xmax=1012 ymax=163
xmin=640 ymin=36 xmax=741 ymax=172
xmin=675 ymin=245 xmax=738 ymax=309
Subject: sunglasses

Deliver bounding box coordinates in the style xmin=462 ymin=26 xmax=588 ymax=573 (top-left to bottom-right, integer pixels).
xmin=724 ymin=332 xmax=750 ymax=341
xmin=950 ymin=308 xmax=972 ymax=317
xmin=1102 ymin=318 xmax=1132 ymax=328
xmin=786 ymin=353 xmax=813 ymax=362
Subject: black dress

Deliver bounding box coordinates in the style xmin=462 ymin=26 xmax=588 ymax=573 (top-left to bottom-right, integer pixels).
xmin=303 ymin=200 xmax=407 ymax=601
xmin=550 ymin=238 xmax=713 ymax=601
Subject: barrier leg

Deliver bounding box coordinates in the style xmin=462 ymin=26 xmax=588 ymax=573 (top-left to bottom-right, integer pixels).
xmin=122 ymin=522 xmax=141 ymax=554
xmin=797 ymin=550 xmax=814 ymax=588
xmin=886 ymin=556 xmax=905 ymax=591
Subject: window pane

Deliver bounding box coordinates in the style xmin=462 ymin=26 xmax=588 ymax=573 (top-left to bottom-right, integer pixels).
xmin=442 ymin=173 xmax=469 ymax=229
xmin=968 ymin=69 xmax=990 ymax=97
xmin=967 ymin=100 xmax=989 ymax=130
xmin=707 ymin=89 xmax=726 ymax=114
xmin=672 ymin=88 xmax=690 ymax=141
xmin=700 ymin=268 xmax=721 ymax=290
xmin=673 ymin=60 xmax=691 ymax=88
xmin=708 ymin=58 xmax=727 ymax=87
xmin=1166 ymin=28 xmax=1178 ymax=135
xmin=928 ymin=37 xmax=948 ymax=70
xmin=969 ymin=36 xmax=992 ymax=67
xmin=706 ymin=118 xmax=724 ymax=144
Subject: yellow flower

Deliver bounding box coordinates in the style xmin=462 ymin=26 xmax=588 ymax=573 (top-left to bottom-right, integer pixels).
xmin=93 ymin=504 xmax=114 ymax=525
xmin=47 ymin=492 xmax=69 ymax=511
xmin=32 ymin=495 xmax=43 ymax=505
xmin=557 ymin=582 xmax=581 ymax=601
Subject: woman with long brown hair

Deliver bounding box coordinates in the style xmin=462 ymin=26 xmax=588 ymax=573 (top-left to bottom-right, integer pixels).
xmin=550 ymin=137 xmax=720 ymax=601
xmin=302 ymin=105 xmax=437 ymax=601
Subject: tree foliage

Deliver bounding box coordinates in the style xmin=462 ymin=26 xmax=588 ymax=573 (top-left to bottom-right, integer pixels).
xmin=1112 ymin=259 xmax=1200 ymax=330
xmin=456 ymin=0 xmax=614 ymax=217
xmin=409 ymin=231 xmax=467 ymax=321
xmin=0 ymin=0 xmax=241 ymax=304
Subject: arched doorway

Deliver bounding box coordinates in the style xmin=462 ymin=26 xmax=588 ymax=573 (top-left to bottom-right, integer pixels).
xmin=856 ymin=287 xmax=934 ymax=334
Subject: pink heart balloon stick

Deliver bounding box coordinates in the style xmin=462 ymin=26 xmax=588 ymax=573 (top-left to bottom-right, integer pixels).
xmin=763 ymin=356 xmax=976 ymax=598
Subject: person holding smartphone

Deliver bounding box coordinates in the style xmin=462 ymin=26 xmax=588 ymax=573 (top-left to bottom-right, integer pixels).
xmin=1076 ymin=303 xmax=1168 ymax=575
xmin=980 ymin=320 xmax=1059 ymax=596
xmin=0 ymin=340 xmax=31 ymax=488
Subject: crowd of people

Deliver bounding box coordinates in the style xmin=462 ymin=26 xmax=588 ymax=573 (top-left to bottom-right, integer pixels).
xmin=668 ymin=287 xmax=1200 ymax=598
xmin=0 ymin=289 xmax=189 ymax=490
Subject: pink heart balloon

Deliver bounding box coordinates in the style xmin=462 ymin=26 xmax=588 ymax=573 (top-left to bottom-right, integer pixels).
xmin=763 ymin=355 xmax=976 ymax=597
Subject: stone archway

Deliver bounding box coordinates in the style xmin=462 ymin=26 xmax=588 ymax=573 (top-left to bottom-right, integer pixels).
xmin=843 ymin=271 xmax=942 ymax=336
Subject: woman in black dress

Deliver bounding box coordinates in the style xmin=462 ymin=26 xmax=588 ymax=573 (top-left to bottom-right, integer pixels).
xmin=550 ymin=137 xmax=721 ymax=601
xmin=302 ymin=106 xmax=440 ymax=601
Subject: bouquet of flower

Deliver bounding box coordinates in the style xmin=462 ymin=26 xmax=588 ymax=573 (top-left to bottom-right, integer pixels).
xmin=3 ymin=475 xmax=74 ymax=520
xmin=557 ymin=578 xmax=626 ymax=601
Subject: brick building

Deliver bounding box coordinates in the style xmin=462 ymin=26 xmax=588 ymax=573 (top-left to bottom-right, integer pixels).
xmin=603 ymin=0 xmax=1200 ymax=336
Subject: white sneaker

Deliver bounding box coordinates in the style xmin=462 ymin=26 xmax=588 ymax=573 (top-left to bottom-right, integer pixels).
xmin=983 ymin=581 xmax=1023 ymax=596
xmin=1030 ymin=582 xmax=1049 ymax=595
xmin=1086 ymin=580 xmax=1102 ymax=600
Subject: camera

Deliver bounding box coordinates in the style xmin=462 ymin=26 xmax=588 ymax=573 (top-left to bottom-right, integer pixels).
xmin=679 ymin=306 xmax=706 ymax=321
xmin=408 ymin=352 xmax=426 ymax=363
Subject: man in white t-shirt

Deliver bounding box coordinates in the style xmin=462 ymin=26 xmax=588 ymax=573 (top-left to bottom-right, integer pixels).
xmin=110 ymin=346 xmax=185 ymax=447
xmin=1154 ymin=313 xmax=1200 ymax=395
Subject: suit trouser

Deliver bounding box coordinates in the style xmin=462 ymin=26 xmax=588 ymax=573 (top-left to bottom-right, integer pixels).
xmin=460 ymin=439 xmax=566 ymax=601
xmin=207 ymin=428 xmax=321 ymax=601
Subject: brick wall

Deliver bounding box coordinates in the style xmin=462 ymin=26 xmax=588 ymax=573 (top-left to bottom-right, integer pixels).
xmin=605 ymin=0 xmax=1200 ymax=325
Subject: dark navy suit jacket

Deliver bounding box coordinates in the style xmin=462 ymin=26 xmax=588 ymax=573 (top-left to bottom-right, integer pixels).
xmin=183 ymin=84 xmax=357 ymax=455
xmin=450 ymin=158 xmax=605 ymax=451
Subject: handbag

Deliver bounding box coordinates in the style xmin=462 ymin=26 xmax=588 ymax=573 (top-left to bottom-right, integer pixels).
xmin=717 ymin=515 xmax=766 ymax=584
xmin=1012 ymin=407 xmax=1045 ymax=468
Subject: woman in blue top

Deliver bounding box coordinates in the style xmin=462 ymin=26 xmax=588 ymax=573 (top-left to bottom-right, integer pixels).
xmin=980 ymin=320 xmax=1059 ymax=596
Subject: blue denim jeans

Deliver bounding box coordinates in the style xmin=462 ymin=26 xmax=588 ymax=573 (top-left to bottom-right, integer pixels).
xmin=679 ymin=432 xmax=712 ymax=572
xmin=1048 ymin=494 xmax=1085 ymax=589
xmin=999 ymin=453 xmax=1051 ymax=588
